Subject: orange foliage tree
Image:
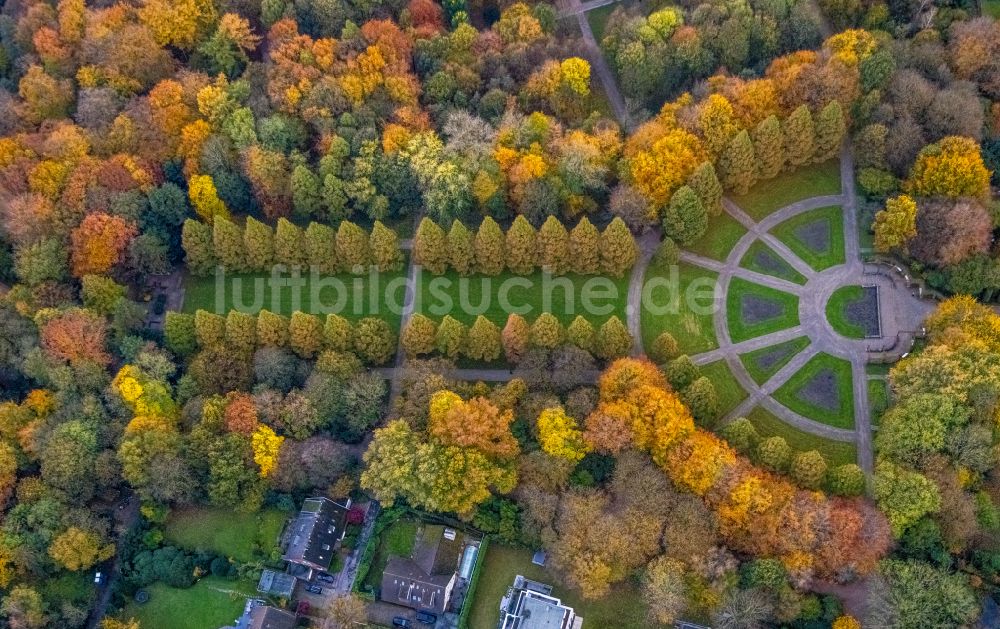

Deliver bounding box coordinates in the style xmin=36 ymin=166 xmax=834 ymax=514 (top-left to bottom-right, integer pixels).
xmin=69 ymin=212 xmax=138 ymax=277
xmin=40 ymin=309 xmax=111 ymax=366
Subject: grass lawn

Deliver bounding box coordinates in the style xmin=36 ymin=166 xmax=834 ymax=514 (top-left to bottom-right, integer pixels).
xmin=164 ymin=507 xmax=288 ymax=563
xmin=746 ymin=406 xmax=857 ymax=467
xmin=731 ymin=160 xmax=841 ymax=221
xmin=121 ymin=577 xmax=258 ymax=629
xmin=700 ymin=360 xmax=748 ymax=416
xmin=985 ymin=0 xmax=1000 ymax=17
xmin=362 ymin=518 xmax=419 ymax=592
xmin=825 ymin=285 xmax=866 ymax=339
xmin=739 ymin=336 xmax=810 ymax=384
xmin=739 ymin=241 xmax=807 ymax=285
xmin=686 ymin=210 xmax=748 ymax=262
xmin=726 ymin=278 xmax=799 ymax=344
xmin=868 ymin=378 xmax=890 ymax=424
xmin=586 ymin=0 xmax=637 ymax=41
xmin=415 ymin=269 xmax=628 ymax=327
xmin=773 ymin=352 xmax=855 ymax=429
xmin=181 ymin=258 xmax=410 ymax=332
xmin=770 ymin=206 xmax=846 ymax=271
xmin=468 ymin=545 xmax=659 ymax=629
xmin=640 ymin=263 xmax=719 ymax=355
xmin=866 ymin=362 xmax=891 ymax=376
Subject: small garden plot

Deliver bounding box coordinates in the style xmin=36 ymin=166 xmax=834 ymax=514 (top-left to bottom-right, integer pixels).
xmin=164 ymin=507 xmax=288 ymax=563
xmin=746 ymin=407 xmax=858 ymax=467
xmin=121 ymin=576 xmax=258 ymax=629
xmin=686 ymin=211 xmax=748 ymax=262
xmin=739 ymin=336 xmax=811 ymax=384
xmin=826 ymin=285 xmax=880 ymax=339
xmin=182 ymin=259 xmax=410 ymax=332
xmin=773 ymin=352 xmax=855 ymax=429
xmin=467 ymin=544 xmax=658 ymax=629
xmin=770 ymin=206 xmax=845 ymax=271
xmin=700 ymin=360 xmax=749 ymax=416
xmin=739 ymin=240 xmax=807 ymax=285
xmin=726 ymin=278 xmax=800 ymax=344
xmin=416 ymin=270 xmax=629 ymax=327
xmin=360 ymin=518 xmax=419 ymax=593
xmin=640 ymin=263 xmax=720 ymax=355
xmin=731 ymin=160 xmax=842 ymax=221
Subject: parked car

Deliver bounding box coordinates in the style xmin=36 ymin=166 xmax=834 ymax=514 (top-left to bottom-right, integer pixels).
xmin=415 ymin=610 xmax=437 ymax=624
xmin=305 ymin=584 xmax=323 ymax=594
xmin=316 ymin=572 xmax=335 ymax=584
xmin=392 ymin=618 xmax=411 ymax=628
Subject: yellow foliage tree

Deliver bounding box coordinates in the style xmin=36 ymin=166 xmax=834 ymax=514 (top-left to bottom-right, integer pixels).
xmin=48 ymin=527 xmax=114 ymax=571
xmin=139 ymin=0 xmax=218 ymax=50
xmin=560 ymin=57 xmax=591 ymax=96
xmin=252 ymin=425 xmax=283 ymax=478
xmin=873 ymin=194 xmax=918 ymax=253
xmin=905 ymin=136 xmax=991 ymax=200
xmin=537 ymin=407 xmax=590 ymax=462
xmin=188 ymin=174 xmax=230 ymax=221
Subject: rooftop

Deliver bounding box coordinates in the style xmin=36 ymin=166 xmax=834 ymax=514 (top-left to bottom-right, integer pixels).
xmin=282 ymin=496 xmax=350 ymax=572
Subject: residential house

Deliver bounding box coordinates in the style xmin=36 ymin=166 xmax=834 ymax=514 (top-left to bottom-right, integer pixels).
xmin=227 ymin=599 xmax=296 ymax=629
xmin=379 ymin=525 xmax=463 ymax=615
xmin=282 ymin=496 xmax=351 ymax=577
xmin=257 ymin=569 xmax=296 ymax=598
xmin=499 ymin=575 xmax=582 ymax=629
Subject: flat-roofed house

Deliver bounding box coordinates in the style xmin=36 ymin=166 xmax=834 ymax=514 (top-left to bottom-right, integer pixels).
xmin=499 ymin=575 xmax=582 ymax=629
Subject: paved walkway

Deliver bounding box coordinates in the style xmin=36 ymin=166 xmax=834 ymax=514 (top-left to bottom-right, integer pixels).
xmin=681 ymin=147 xmax=937 ymax=473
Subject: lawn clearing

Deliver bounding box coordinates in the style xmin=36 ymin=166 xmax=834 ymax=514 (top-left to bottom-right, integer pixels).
xmin=746 ymin=406 xmax=857 ymax=467
xmin=700 ymin=360 xmax=748 ymax=416
xmin=826 ymin=285 xmax=879 ymax=339
xmin=686 ymin=211 xmax=748 ymax=262
xmin=773 ymin=352 xmax=855 ymax=429
xmin=985 ymin=0 xmax=1000 ymax=17
xmin=739 ymin=240 xmax=807 ymax=285
xmin=739 ymin=336 xmax=810 ymax=384
xmin=121 ymin=577 xmax=258 ymax=629
xmin=770 ymin=206 xmax=845 ymax=271
xmin=181 ymin=258 xmax=409 ymax=332
xmin=164 ymin=507 xmax=288 ymax=563
xmin=640 ymin=263 xmax=719 ymax=355
xmin=361 ymin=518 xmax=419 ymax=592
xmin=467 ymin=544 xmax=660 ymax=629
xmin=731 ymin=160 xmax=841 ymax=221
xmin=726 ymin=277 xmax=799 ymax=344
xmin=415 ymin=269 xmax=628 ymax=327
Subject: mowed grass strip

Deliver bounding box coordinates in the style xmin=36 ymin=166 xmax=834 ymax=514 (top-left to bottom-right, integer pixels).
xmin=772 ymin=352 xmax=855 ymax=429
xmin=739 ymin=336 xmax=810 ymax=385
xmin=163 ymin=507 xmax=288 ymax=563
xmin=746 ymin=406 xmax=858 ymax=467
xmin=731 ymin=159 xmax=841 ymax=221
xmin=739 ymin=240 xmax=807 ymax=285
xmin=182 ymin=258 xmax=409 ymax=332
xmin=700 ymin=360 xmax=749 ymax=416
xmin=641 ymin=263 xmax=719 ymax=355
xmin=726 ymin=277 xmax=799 ymax=344
xmin=770 ymin=205 xmax=846 ymax=271
xmin=868 ymin=378 xmax=890 ymax=424
xmin=686 ymin=211 xmax=748 ymax=262
xmin=121 ymin=577 xmax=258 ymax=629
xmin=468 ymin=544 xmax=660 ymax=629
xmin=415 ymin=270 xmax=629 ymax=326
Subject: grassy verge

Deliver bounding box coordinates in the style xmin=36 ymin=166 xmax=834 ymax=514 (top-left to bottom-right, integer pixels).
xmin=726 ymin=277 xmax=800 ymax=344
xmin=866 ymin=362 xmax=891 ymax=376
xmin=700 ymin=360 xmax=748 ymax=416
xmin=746 ymin=406 xmax=858 ymax=467
xmin=686 ymin=211 xmax=748 ymax=262
xmin=770 ymin=205 xmax=846 ymax=271
xmin=121 ymin=577 xmax=257 ymax=629
xmin=772 ymin=352 xmax=855 ymax=429
xmin=164 ymin=507 xmax=287 ymax=563
xmin=739 ymin=336 xmax=810 ymax=384
xmin=182 ymin=257 xmax=409 ymax=332
xmin=868 ymin=378 xmax=889 ymax=424
xmin=415 ymin=270 xmax=629 ymax=327
xmin=361 ymin=518 xmax=419 ymax=592
xmin=731 ymin=160 xmax=842 ymax=221
xmin=825 ymin=285 xmax=866 ymax=339
xmin=467 ymin=545 xmax=657 ymax=629
xmin=739 ymin=241 xmax=807 ymax=285
xmin=640 ymin=263 xmax=719 ymax=355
